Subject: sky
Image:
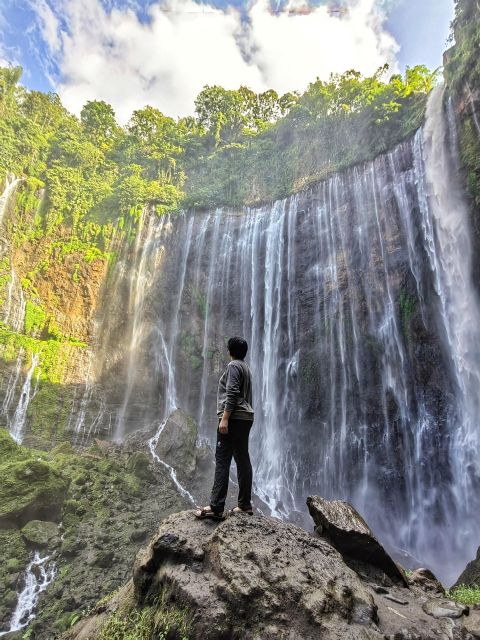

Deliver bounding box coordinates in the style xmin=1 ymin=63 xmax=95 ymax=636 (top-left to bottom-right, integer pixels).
xmin=0 ymin=0 xmax=454 ymax=123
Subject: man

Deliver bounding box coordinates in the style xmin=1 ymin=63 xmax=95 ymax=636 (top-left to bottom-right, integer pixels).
xmin=195 ymin=336 xmax=254 ymax=520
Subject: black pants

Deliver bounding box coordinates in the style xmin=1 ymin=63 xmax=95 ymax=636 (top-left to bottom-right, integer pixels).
xmin=210 ymin=418 xmax=254 ymax=513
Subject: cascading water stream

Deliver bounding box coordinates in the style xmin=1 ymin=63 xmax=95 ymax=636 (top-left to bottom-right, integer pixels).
xmin=10 ymin=354 xmax=40 ymax=444
xmin=2 ymin=352 xmax=24 ymax=417
xmin=115 ymin=211 xmax=156 ymax=441
xmin=0 ymin=173 xmax=21 ymax=226
xmin=413 ymin=85 xmax=480 ymax=574
xmin=0 ymin=552 xmax=56 ymax=637
xmin=3 ymin=269 xmax=26 ymax=331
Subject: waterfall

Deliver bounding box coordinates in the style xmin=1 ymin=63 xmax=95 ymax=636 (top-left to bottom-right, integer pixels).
xmin=0 ymin=552 xmax=56 ymax=637
xmin=3 ymin=269 xmax=26 ymax=331
xmin=10 ymin=354 xmax=40 ymax=444
xmin=414 ymin=85 xmax=480 ymax=577
xmin=115 ymin=212 xmax=160 ymax=441
xmin=99 ymin=87 xmax=479 ymax=584
xmin=2 ymin=352 xmax=24 ymax=417
xmin=0 ymin=173 xmax=21 ymax=226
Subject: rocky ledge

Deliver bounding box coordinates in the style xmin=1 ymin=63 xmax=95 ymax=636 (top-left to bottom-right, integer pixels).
xmin=65 ymin=500 xmax=480 ymax=640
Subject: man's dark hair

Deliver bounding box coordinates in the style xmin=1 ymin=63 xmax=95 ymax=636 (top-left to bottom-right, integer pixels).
xmin=228 ymin=336 xmax=248 ymax=360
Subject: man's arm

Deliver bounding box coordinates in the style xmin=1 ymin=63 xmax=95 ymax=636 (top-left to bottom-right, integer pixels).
xmin=219 ymin=364 xmax=241 ymax=433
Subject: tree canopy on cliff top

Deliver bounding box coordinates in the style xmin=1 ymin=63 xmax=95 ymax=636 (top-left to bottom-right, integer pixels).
xmin=0 ymin=62 xmax=436 ymax=229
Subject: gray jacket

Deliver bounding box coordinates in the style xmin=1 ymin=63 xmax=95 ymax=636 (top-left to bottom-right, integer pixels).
xmin=217 ymin=359 xmax=254 ymax=421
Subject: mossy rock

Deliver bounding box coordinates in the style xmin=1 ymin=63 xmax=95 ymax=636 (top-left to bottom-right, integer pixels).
xmin=21 ymin=520 xmax=59 ymax=547
xmin=127 ymin=452 xmax=153 ymax=481
xmin=0 ymin=428 xmax=23 ymax=456
xmin=0 ymin=529 xmax=29 ymax=627
xmin=52 ymin=441 xmax=74 ymax=455
xmin=0 ymin=452 xmax=68 ymax=528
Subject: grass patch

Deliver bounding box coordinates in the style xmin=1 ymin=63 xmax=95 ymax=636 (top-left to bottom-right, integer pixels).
xmin=98 ymin=592 xmax=192 ymax=640
xmin=446 ymin=584 xmax=480 ymax=606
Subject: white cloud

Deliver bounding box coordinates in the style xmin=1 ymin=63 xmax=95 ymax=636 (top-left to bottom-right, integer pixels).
xmin=33 ymin=0 xmax=62 ymax=53
xmin=33 ymin=0 xmax=401 ymax=123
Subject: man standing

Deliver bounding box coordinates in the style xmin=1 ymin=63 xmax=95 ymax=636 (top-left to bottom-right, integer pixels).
xmin=195 ymin=337 xmax=254 ymax=520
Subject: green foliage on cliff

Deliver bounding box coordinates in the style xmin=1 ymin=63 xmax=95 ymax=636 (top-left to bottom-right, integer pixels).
xmin=445 ymin=0 xmax=480 ymax=95
xmin=445 ymin=0 xmax=480 ymax=210
xmin=185 ymin=65 xmax=436 ymax=206
xmin=0 ymin=63 xmax=435 ymax=216
xmin=0 ymin=62 xmax=435 ymax=395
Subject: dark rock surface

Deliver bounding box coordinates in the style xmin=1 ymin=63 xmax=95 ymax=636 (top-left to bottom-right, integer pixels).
xmin=67 ymin=509 xmax=475 ymax=640
xmin=464 ymin=609 xmax=480 ymax=638
xmin=154 ymin=408 xmax=198 ymax=478
xmin=455 ymin=547 xmax=480 ymax=588
xmin=307 ymin=496 xmax=407 ymax=586
xmin=408 ymin=568 xmax=445 ymax=595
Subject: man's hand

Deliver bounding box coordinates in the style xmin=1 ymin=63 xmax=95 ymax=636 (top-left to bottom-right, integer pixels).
xmin=219 ymin=417 xmax=229 ymax=434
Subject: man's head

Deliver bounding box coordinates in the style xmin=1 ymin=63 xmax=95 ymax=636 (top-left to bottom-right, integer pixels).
xmin=227 ymin=336 xmax=248 ymax=360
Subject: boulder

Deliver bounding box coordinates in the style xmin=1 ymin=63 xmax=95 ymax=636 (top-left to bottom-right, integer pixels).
xmin=454 ymin=547 xmax=480 ymax=588
xmin=127 ymin=452 xmax=154 ymax=481
xmin=0 ymin=458 xmax=67 ymax=528
xmin=408 ymin=568 xmax=445 ymax=594
xmin=422 ymin=598 xmax=468 ymax=619
xmin=154 ymin=409 xmax=198 ymax=477
xmin=463 ymin=609 xmax=480 ymax=638
xmin=132 ymin=511 xmax=381 ymax=639
xmin=307 ymin=496 xmax=407 ymax=585
xmin=21 ymin=520 xmax=59 ymax=547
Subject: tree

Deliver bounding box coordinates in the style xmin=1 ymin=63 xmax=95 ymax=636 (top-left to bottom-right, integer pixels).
xmin=80 ymin=101 xmax=119 ymax=149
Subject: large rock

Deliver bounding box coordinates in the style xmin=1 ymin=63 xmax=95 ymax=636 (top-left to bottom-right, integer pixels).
xmin=154 ymin=409 xmax=198 ymax=477
xmin=307 ymin=496 xmax=407 ymax=585
xmin=133 ymin=511 xmax=380 ymax=640
xmin=422 ymin=598 xmax=468 ymax=619
xmin=0 ymin=457 xmax=67 ymax=528
xmin=464 ymin=609 xmax=480 ymax=638
xmin=454 ymin=547 xmax=480 ymax=588
xmin=21 ymin=520 xmax=59 ymax=547
xmin=408 ymin=568 xmax=445 ymax=594
xmin=65 ymin=510 xmax=475 ymax=640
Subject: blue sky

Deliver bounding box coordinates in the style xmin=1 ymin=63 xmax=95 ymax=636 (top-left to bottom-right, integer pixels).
xmin=0 ymin=0 xmax=455 ymax=121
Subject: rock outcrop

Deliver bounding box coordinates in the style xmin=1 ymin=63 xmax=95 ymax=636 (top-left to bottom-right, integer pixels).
xmin=66 ymin=506 xmax=476 ymax=640
xmin=0 ymin=457 xmax=67 ymax=528
xmin=454 ymin=547 xmax=480 ymax=588
xmin=154 ymin=409 xmax=198 ymax=478
xmin=307 ymin=496 xmax=407 ymax=586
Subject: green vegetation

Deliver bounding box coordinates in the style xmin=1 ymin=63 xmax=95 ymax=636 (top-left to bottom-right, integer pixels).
xmin=0 ymin=428 xmax=181 ymax=637
xmin=97 ymin=592 xmax=191 ymax=640
xmin=0 ymin=430 xmax=67 ymax=528
xmin=185 ymin=66 xmax=436 ymax=206
xmin=0 ymin=63 xmax=436 ymax=217
xmin=445 ymin=0 xmax=480 ymax=209
xmin=447 ymin=584 xmax=480 ymax=606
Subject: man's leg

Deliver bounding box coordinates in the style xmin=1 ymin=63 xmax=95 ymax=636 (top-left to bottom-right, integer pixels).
xmin=209 ymin=425 xmax=233 ymax=514
xmin=231 ymin=419 xmax=253 ymax=510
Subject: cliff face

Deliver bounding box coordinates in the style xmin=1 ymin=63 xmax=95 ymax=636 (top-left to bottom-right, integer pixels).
xmin=89 ymin=106 xmax=479 ymax=585
xmin=0 ymin=92 xmax=477 ymax=585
